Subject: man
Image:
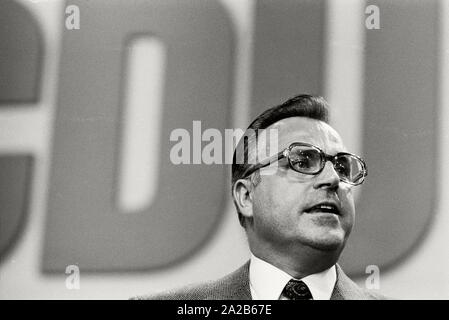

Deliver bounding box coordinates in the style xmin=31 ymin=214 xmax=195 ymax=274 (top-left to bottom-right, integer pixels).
xmin=135 ymin=94 xmax=386 ymax=300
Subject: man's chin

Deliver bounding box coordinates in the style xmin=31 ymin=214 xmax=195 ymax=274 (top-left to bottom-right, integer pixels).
xmin=302 ymin=234 xmax=346 ymax=252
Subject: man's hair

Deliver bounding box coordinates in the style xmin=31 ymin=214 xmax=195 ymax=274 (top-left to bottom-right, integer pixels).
xmin=231 ymin=94 xmax=330 ymax=227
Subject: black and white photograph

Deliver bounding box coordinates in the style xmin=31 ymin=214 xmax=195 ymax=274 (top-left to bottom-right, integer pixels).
xmin=0 ymin=0 xmax=448 ymax=306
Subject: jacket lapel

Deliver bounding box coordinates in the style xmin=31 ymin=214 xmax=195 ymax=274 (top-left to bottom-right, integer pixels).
xmin=331 ymin=264 xmax=369 ymax=300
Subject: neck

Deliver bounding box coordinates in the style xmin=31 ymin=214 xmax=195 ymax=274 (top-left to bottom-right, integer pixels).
xmin=249 ymin=238 xmax=341 ymax=279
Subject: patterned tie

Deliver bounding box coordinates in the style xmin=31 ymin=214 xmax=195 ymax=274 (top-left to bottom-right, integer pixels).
xmin=282 ymin=279 xmax=313 ymax=300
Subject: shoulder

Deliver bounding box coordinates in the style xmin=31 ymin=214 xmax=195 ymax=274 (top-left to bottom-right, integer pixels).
xmin=131 ymin=262 xmax=251 ymax=300
xmin=131 ymin=282 xmax=221 ymax=300
xmin=131 ymin=277 xmax=232 ymax=300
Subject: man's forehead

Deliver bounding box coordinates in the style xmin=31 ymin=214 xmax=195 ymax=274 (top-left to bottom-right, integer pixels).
xmin=257 ymin=116 xmax=346 ymax=155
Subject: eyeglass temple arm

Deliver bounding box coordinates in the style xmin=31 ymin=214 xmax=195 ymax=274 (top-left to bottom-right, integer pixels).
xmin=240 ymin=150 xmax=286 ymax=179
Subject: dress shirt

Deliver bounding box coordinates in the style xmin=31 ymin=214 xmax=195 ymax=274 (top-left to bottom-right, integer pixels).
xmin=249 ymin=253 xmax=337 ymax=300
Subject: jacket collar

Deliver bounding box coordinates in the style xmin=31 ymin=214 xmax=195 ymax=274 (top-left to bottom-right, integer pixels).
xmin=330 ymin=264 xmax=368 ymax=300
xmin=222 ymin=261 xmax=368 ymax=300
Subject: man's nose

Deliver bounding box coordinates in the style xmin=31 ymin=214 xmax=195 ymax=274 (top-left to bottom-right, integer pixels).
xmin=313 ymin=161 xmax=340 ymax=190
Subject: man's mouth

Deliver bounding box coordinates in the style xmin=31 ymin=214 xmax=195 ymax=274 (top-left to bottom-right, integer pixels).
xmin=304 ymin=202 xmax=341 ymax=216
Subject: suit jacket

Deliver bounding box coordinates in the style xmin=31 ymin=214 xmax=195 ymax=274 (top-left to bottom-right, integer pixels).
xmin=133 ymin=261 xmax=387 ymax=300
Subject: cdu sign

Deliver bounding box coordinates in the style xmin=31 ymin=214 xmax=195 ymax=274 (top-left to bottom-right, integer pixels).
xmin=0 ymin=0 xmax=440 ymax=276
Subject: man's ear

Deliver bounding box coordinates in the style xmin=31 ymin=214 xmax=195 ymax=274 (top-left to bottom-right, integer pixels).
xmin=232 ymin=179 xmax=255 ymax=219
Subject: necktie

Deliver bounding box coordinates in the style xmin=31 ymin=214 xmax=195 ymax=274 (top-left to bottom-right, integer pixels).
xmin=282 ymin=279 xmax=313 ymax=300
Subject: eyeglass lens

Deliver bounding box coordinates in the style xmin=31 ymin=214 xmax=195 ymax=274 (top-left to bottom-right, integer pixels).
xmin=288 ymin=146 xmax=365 ymax=184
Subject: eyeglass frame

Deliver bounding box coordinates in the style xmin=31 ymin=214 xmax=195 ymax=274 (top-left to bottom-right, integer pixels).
xmin=239 ymin=142 xmax=368 ymax=186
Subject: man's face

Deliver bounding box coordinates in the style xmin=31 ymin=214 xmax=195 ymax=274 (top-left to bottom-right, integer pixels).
xmin=249 ymin=117 xmax=355 ymax=253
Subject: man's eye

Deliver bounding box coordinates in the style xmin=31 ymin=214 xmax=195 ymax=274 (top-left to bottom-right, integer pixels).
xmin=293 ymin=155 xmax=314 ymax=169
xmin=290 ymin=149 xmax=320 ymax=171
xmin=335 ymin=162 xmax=350 ymax=175
xmin=297 ymin=158 xmax=311 ymax=168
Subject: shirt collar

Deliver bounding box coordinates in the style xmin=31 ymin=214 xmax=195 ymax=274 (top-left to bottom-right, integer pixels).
xmin=249 ymin=253 xmax=337 ymax=300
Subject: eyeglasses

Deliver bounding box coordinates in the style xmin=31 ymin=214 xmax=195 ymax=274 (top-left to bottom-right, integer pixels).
xmin=240 ymin=142 xmax=368 ymax=186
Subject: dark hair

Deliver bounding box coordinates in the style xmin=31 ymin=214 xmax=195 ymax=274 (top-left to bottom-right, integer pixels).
xmin=231 ymin=94 xmax=330 ymax=228
xmin=232 ymin=94 xmax=330 ymax=185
